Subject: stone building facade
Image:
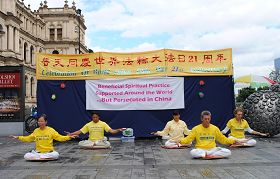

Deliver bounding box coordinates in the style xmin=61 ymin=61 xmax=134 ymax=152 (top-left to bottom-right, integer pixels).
xmin=0 ymin=0 xmax=88 ymax=107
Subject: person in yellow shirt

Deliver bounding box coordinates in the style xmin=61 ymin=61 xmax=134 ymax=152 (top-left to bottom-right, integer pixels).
xmin=221 ymin=108 xmax=269 ymax=147
xmin=152 ymin=111 xmax=191 ymax=147
xmin=66 ymin=112 xmax=126 ymax=148
xmin=177 ymin=111 xmax=243 ymax=159
xmin=10 ymin=114 xmax=76 ymax=160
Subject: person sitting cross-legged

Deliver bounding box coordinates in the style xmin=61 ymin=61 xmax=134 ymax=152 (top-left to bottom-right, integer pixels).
xmin=65 ymin=112 xmax=126 ymax=148
xmin=151 ymin=111 xmax=191 ymax=148
xmin=10 ymin=114 xmax=76 ymax=160
xmin=175 ymin=111 xmax=244 ymax=159
xmin=221 ymin=108 xmax=269 ymax=147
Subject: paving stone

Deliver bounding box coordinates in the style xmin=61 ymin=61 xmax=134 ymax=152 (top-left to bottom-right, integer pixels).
xmin=223 ymin=167 xmax=256 ymax=179
xmin=0 ymin=136 xmax=280 ymax=178
xmin=209 ymin=167 xmax=235 ymax=179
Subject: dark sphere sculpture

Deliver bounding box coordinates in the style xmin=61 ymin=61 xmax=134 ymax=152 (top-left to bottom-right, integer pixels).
xmin=243 ymin=84 xmax=280 ymax=136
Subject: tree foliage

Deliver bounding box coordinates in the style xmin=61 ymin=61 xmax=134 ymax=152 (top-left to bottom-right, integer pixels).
xmin=236 ymin=87 xmax=256 ymax=102
xmin=236 ymin=86 xmax=270 ymax=102
xmin=257 ymin=86 xmax=269 ymax=91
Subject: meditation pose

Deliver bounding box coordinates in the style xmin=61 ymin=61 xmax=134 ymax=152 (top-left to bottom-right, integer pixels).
xmin=10 ymin=114 xmax=75 ymax=160
xmin=152 ymin=111 xmax=191 ymax=148
xmin=178 ymin=111 xmax=243 ymax=159
xmin=66 ymin=112 xmax=126 ymax=148
xmin=222 ymin=108 xmax=269 ymax=147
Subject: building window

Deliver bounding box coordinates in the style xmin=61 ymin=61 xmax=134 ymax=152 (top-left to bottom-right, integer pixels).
xmin=0 ymin=24 xmax=3 ymax=32
xmin=31 ymin=23 xmax=34 ymax=34
xmin=52 ymin=50 xmax=59 ymax=54
xmin=24 ymin=42 xmax=28 ymax=62
xmin=50 ymin=28 xmax=55 ymax=40
xmin=30 ymin=46 xmax=34 ymax=65
xmin=25 ymin=75 xmax=28 ymax=97
xmin=19 ymin=39 xmax=22 ymax=57
xmin=57 ymin=28 xmax=62 ymax=40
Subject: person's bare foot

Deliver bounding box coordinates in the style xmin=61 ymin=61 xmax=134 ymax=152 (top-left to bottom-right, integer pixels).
xmin=230 ymin=143 xmax=244 ymax=147
xmin=204 ymin=154 xmax=224 ymax=159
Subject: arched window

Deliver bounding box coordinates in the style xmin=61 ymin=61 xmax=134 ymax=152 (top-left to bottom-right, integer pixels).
xmin=24 ymin=42 xmax=28 ymax=62
xmin=30 ymin=77 xmax=34 ymax=97
xmin=52 ymin=50 xmax=59 ymax=54
xmin=30 ymin=45 xmax=34 ymax=65
xmin=19 ymin=39 xmax=22 ymax=57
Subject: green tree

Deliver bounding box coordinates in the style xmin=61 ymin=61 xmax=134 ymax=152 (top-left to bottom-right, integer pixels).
xmin=257 ymin=86 xmax=269 ymax=91
xmin=236 ymin=87 xmax=256 ymax=102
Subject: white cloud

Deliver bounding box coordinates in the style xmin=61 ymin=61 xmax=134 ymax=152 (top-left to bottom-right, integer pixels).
xmin=234 ymin=51 xmax=275 ymax=67
xmin=91 ymin=42 xmax=158 ymax=53
xmin=21 ymin=0 xmax=280 ymax=77
xmin=234 ymin=65 xmax=274 ymax=78
xmin=84 ymin=0 xmax=280 ymax=37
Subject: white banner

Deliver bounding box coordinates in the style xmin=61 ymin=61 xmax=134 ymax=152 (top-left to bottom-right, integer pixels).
xmin=86 ymin=77 xmax=185 ymax=110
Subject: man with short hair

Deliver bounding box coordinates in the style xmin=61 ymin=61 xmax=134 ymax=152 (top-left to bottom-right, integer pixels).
xmin=66 ymin=112 xmax=126 ymax=148
xmin=178 ymin=111 xmax=242 ymax=159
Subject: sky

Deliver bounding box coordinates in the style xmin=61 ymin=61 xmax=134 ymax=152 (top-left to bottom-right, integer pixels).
xmin=24 ymin=0 xmax=280 ymax=78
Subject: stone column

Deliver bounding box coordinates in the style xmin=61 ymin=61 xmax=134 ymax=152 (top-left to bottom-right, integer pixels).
xmin=63 ymin=21 xmax=67 ymax=39
xmin=26 ymin=44 xmax=30 ymax=64
xmin=15 ymin=28 xmax=19 ymax=53
xmin=22 ymin=17 xmax=25 ymax=29
xmin=1 ymin=0 xmax=6 ymax=14
xmin=20 ymin=16 xmax=24 ymax=28
xmin=21 ymin=40 xmax=24 ymax=60
xmin=54 ymin=28 xmax=57 ymax=41
xmin=25 ymin=76 xmax=30 ymax=98
xmin=39 ymin=26 xmax=41 ymax=38
xmin=31 ymin=47 xmax=34 ymax=66
xmin=8 ymin=25 xmax=14 ymax=50
xmin=1 ymin=28 xmax=6 ymax=50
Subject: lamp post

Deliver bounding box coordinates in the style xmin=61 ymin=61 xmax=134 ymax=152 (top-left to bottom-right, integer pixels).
xmin=76 ymin=9 xmax=81 ymax=54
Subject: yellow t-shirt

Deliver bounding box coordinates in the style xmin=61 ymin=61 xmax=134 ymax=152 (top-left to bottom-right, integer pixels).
xmin=181 ymin=124 xmax=234 ymax=150
xmin=226 ymin=118 xmax=249 ymax=138
xmin=80 ymin=120 xmax=111 ymax=141
xmin=156 ymin=120 xmax=190 ymax=140
xmin=18 ymin=126 xmax=71 ymax=153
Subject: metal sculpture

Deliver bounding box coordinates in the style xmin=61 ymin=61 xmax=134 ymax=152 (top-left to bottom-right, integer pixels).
xmin=243 ymin=84 xmax=280 ymax=136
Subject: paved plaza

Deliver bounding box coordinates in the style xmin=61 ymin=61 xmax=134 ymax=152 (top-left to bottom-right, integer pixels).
xmin=0 ymin=135 xmax=280 ymax=179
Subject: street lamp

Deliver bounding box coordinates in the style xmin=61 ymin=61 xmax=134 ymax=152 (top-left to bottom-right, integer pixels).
xmin=76 ymin=9 xmax=81 ymax=54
